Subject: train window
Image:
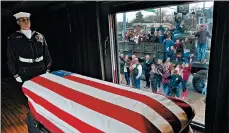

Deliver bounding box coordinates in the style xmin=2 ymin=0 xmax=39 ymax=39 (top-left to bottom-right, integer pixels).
xmin=115 ymin=2 xmax=213 ymax=125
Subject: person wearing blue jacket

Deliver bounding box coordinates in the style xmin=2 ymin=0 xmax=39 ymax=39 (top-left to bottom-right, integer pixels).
xmin=158 ymin=30 xmax=165 ymax=43
xmin=167 ymin=46 xmax=177 ymax=63
xmin=163 ymin=35 xmax=175 ymax=60
xmin=167 ymin=69 xmax=186 ymax=97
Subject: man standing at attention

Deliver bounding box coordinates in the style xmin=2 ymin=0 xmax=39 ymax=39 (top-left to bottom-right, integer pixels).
xmin=7 ymin=12 xmax=52 ymax=83
xmin=131 ymin=58 xmax=142 ymax=89
xmin=195 ymin=24 xmax=211 ymax=63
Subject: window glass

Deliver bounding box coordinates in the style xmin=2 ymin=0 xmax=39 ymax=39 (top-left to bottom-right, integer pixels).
xmin=116 ymin=2 xmax=213 ymax=125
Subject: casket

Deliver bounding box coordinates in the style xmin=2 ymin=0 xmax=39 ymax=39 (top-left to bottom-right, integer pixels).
xmin=22 ymin=70 xmax=195 ymax=133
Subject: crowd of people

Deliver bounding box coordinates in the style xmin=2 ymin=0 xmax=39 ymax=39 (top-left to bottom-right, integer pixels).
xmin=124 ymin=12 xmax=185 ymax=44
xmin=120 ymin=25 xmax=210 ymax=99
xmin=119 ymin=53 xmax=193 ymax=100
xmin=124 ymin=12 xmax=211 ymax=63
xmin=124 ymin=25 xmax=176 ymax=44
xmin=119 ymin=12 xmax=211 ymax=100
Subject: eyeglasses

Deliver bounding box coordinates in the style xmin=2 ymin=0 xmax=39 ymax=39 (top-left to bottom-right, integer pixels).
xmin=18 ymin=18 xmax=30 ymax=23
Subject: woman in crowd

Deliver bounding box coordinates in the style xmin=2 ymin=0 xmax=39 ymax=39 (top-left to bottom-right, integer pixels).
xmin=158 ymin=64 xmax=171 ymax=96
xmin=119 ymin=54 xmax=125 ymax=84
xmin=150 ymin=64 xmax=158 ymax=93
xmin=151 ymin=31 xmax=159 ymax=43
xmin=175 ymin=39 xmax=184 ymax=62
xmin=123 ymin=55 xmax=131 ymax=86
xmin=167 ymin=46 xmax=177 ymax=63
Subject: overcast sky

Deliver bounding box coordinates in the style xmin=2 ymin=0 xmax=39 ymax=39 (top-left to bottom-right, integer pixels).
xmin=116 ymin=2 xmax=214 ymax=22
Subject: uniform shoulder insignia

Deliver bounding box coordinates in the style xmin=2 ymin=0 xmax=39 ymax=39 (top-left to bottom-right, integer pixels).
xmin=34 ymin=31 xmax=45 ymax=44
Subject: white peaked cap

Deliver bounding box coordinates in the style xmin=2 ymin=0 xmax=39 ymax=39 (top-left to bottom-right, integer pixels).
xmin=13 ymin=12 xmax=31 ymax=19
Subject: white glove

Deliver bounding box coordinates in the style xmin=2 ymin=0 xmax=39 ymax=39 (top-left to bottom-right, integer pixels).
xmin=15 ymin=76 xmax=22 ymax=83
xmin=46 ymin=69 xmax=50 ymax=74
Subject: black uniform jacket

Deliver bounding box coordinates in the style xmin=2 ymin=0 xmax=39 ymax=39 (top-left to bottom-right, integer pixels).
xmin=7 ymin=30 xmax=52 ymax=78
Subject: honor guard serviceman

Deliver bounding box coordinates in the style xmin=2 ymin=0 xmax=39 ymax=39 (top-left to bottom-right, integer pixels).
xmin=7 ymin=12 xmax=52 ymax=83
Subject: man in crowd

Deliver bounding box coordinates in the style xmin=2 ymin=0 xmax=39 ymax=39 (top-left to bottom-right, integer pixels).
xmin=131 ymin=58 xmax=142 ymax=89
xmin=141 ymin=55 xmax=153 ymax=89
xmin=164 ymin=35 xmax=175 ymax=60
xmin=195 ymin=24 xmax=211 ymax=63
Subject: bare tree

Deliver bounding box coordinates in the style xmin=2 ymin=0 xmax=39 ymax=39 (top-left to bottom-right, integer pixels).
xmin=153 ymin=9 xmax=167 ymax=23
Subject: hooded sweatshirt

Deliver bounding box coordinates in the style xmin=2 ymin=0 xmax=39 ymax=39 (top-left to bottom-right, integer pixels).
xmin=182 ymin=65 xmax=191 ymax=81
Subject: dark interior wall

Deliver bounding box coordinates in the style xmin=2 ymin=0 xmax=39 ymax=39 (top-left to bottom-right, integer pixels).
xmin=1 ymin=16 xmax=18 ymax=77
xmin=1 ymin=2 xmax=103 ymax=79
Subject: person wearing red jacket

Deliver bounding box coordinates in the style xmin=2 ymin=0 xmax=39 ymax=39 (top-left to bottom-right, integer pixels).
xmin=181 ymin=63 xmax=192 ymax=100
xmin=162 ymin=65 xmax=171 ymax=96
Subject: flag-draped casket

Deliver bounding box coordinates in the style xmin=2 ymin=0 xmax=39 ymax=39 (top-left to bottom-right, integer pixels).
xmin=22 ymin=70 xmax=195 ymax=133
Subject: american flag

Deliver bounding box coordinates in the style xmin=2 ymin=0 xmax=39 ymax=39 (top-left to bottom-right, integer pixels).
xmin=22 ymin=70 xmax=195 ymax=133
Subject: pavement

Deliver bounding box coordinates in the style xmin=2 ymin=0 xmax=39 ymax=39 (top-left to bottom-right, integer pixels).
xmin=120 ymin=75 xmax=206 ymax=124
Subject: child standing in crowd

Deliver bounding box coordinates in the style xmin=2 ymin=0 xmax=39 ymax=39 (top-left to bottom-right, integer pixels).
xmin=181 ymin=63 xmax=192 ymax=100
xmin=155 ymin=59 xmax=164 ymax=92
xmin=167 ymin=69 xmax=185 ymax=98
xmin=175 ymin=66 xmax=182 ymax=97
xmin=150 ymin=64 xmax=158 ymax=93
xmin=202 ymin=79 xmax=208 ymax=103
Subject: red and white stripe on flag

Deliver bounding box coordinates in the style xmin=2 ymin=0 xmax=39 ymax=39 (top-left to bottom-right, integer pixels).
xmin=22 ymin=73 xmax=195 ymax=133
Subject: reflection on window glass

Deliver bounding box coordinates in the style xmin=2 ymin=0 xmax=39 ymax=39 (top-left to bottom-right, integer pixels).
xmin=116 ymin=2 xmax=213 ymax=125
